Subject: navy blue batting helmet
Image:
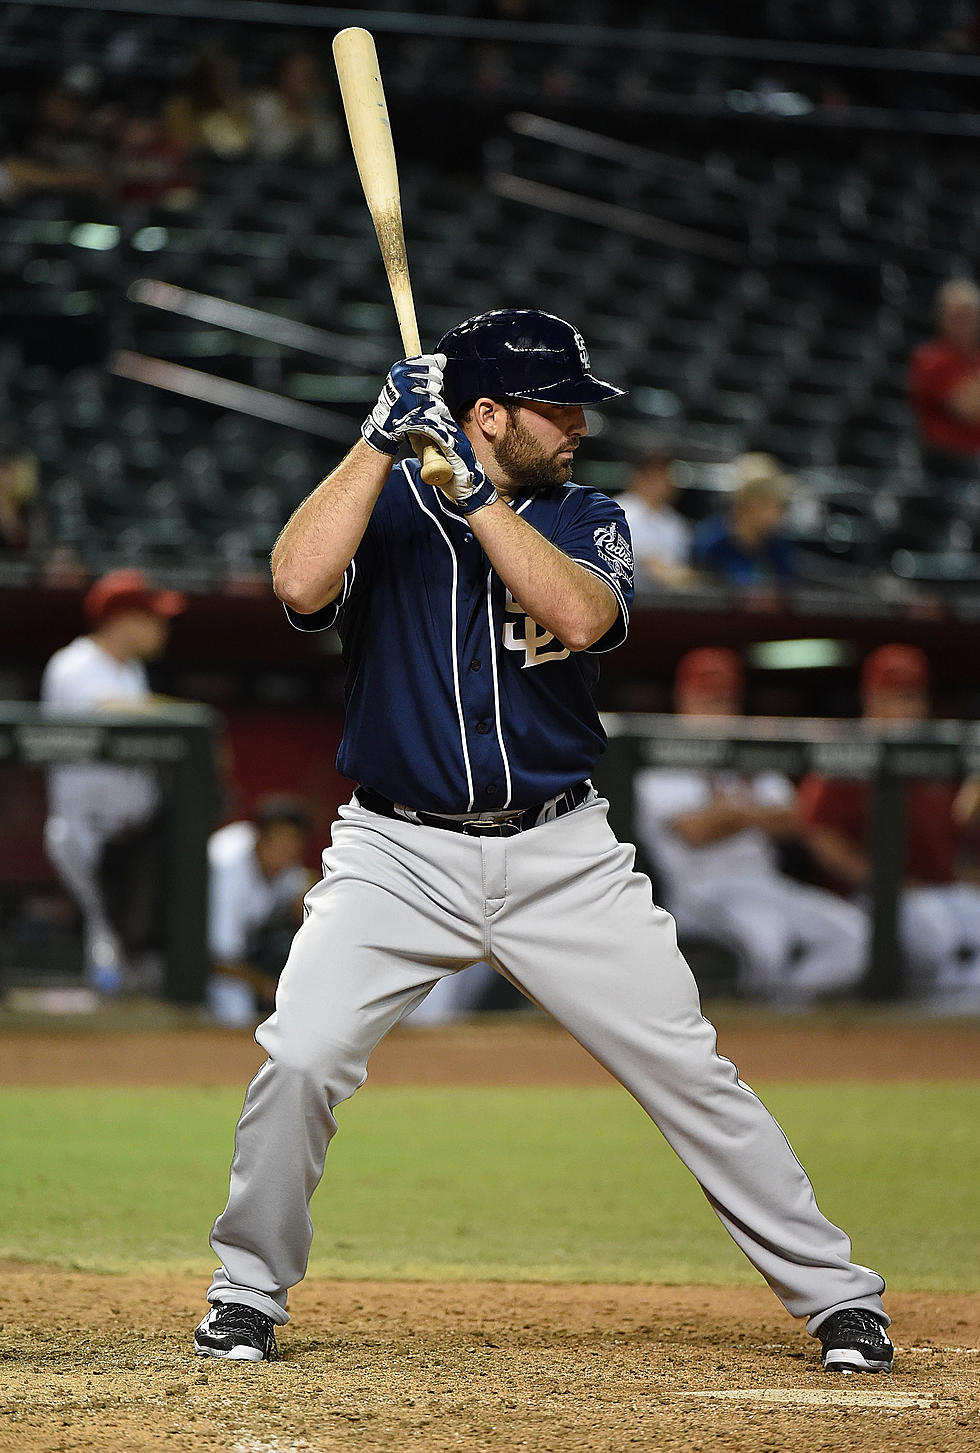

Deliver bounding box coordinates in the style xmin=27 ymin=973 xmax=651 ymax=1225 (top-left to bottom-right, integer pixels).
xmin=437 ymin=309 xmax=625 ymax=412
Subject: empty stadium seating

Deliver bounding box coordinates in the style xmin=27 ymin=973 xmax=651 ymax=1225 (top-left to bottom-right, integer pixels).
xmin=1 ymin=1 xmax=978 ymax=590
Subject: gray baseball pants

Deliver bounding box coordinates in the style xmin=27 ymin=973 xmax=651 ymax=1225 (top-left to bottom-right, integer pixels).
xmin=208 ymin=794 xmax=887 ymax=1336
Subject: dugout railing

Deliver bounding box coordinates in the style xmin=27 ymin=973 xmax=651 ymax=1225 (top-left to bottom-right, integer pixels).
xmin=595 ymin=713 xmax=980 ymax=1001
xmin=0 ymin=703 xmax=219 ymax=1004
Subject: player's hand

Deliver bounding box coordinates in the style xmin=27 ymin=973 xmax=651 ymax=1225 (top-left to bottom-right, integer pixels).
xmin=361 ymin=354 xmax=447 ymax=456
xmin=389 ymin=379 xmax=499 ymax=514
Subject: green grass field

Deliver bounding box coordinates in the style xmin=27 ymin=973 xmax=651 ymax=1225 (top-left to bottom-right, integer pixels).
xmin=2 ymin=1084 xmax=977 ymax=1289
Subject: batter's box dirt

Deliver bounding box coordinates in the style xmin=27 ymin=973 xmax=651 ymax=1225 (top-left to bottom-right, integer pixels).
xmin=0 ymin=1267 xmax=976 ymax=1453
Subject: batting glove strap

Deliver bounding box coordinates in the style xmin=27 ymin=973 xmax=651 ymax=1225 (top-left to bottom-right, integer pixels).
xmin=360 ymin=417 xmax=401 ymax=455
xmin=454 ymin=473 xmax=498 ymax=514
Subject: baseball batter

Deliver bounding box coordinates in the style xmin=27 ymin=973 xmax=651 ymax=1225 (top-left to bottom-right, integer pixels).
xmin=194 ymin=310 xmax=893 ymax=1375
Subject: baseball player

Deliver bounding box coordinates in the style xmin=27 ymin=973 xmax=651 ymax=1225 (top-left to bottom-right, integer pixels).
xmin=41 ymin=568 xmax=185 ymax=994
xmin=207 ymin=796 xmax=316 ymax=1028
xmin=194 ymin=310 xmax=893 ymax=1375
xmin=799 ymin=643 xmax=980 ymax=1010
xmin=635 ymin=647 xmax=868 ymax=1006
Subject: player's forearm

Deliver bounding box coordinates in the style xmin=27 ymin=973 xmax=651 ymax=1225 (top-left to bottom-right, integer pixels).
xmin=467 ymin=499 xmax=617 ymax=650
xmin=744 ymin=804 xmax=800 ymax=838
xmin=271 ymin=440 xmax=391 ymax=614
xmin=672 ymin=801 xmax=798 ymax=847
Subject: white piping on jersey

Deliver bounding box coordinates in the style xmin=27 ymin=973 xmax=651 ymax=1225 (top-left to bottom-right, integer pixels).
xmin=404 ymin=464 xmax=476 ymax=810
xmin=571 ymin=556 xmax=630 ymax=631
xmin=317 ymin=556 xmax=355 ymax=629
xmin=339 ymin=557 xmax=356 ymax=609
xmin=484 ymin=569 xmax=513 ymax=807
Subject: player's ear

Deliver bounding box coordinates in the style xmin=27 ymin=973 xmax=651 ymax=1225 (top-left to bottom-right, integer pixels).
xmin=472 ymin=397 xmax=506 ymax=440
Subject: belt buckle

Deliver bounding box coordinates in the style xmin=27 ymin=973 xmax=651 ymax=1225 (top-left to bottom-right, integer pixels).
xmin=461 ymin=813 xmax=522 ymax=837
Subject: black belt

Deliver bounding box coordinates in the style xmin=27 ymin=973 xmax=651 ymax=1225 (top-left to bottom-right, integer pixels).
xmin=354 ymin=781 xmax=591 ymax=837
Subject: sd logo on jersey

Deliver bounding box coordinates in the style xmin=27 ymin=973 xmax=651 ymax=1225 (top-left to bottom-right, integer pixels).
xmin=502 ymin=592 xmax=571 ymax=668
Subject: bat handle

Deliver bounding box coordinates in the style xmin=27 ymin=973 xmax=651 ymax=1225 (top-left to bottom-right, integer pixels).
xmin=416 ymin=439 xmax=455 ymax=489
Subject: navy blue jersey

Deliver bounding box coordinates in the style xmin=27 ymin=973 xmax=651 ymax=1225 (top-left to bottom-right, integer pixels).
xmin=286 ymin=458 xmax=634 ymax=813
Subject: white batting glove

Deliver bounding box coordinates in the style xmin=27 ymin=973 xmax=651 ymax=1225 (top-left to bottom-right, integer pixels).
xmin=361 ymin=353 xmax=447 ymax=455
xmin=390 ymin=384 xmax=499 ymax=514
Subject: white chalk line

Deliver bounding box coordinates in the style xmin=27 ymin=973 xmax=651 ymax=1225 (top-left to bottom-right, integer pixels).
xmin=676 ymin=1388 xmax=947 ymax=1410
xmin=233 ymin=1439 xmax=310 ymax=1453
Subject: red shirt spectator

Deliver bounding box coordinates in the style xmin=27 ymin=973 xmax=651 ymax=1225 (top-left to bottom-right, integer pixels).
xmin=909 ymin=279 xmax=980 ymax=460
xmin=797 ymin=776 xmax=959 ymax=885
xmin=799 ymin=644 xmax=961 ymax=889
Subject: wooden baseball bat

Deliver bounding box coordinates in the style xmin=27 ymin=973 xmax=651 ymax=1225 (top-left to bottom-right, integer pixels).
xmin=332 ymin=26 xmax=454 ymax=489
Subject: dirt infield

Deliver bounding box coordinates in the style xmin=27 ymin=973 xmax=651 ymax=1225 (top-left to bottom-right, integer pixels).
xmin=3 ymin=1008 xmax=980 ymax=1087
xmin=2 ymin=1013 xmax=978 ymax=1452
xmin=1 ymin=1269 xmax=977 ymax=1453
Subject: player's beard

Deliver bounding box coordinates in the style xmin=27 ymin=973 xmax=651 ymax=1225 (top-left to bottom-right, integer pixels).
xmin=492 ymin=409 xmax=577 ymax=495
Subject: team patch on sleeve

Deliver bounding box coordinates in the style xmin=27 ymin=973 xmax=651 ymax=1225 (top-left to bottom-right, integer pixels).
xmin=593 ymin=522 xmax=634 ymax=582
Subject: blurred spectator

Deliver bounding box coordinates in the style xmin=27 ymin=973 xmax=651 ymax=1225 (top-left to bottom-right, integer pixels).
xmin=207 ymin=796 xmax=316 ymax=1028
xmin=28 ymin=68 xmax=110 ymax=174
xmin=799 ymin=644 xmax=980 ymax=1011
xmin=0 ymin=153 xmax=105 ymax=201
xmin=616 ymin=447 xmax=697 ymax=591
xmin=692 ymin=453 xmax=797 ymax=587
xmin=249 ymin=49 xmax=338 ymax=162
xmin=164 ymin=50 xmax=253 ymax=158
xmin=0 ymin=432 xmax=42 ymax=552
xmin=1 ymin=69 xmax=108 ymax=200
xmin=634 ymin=648 xmax=867 ymax=1006
xmin=115 ymin=97 xmax=196 ymax=209
xmin=909 ymin=278 xmax=980 ymax=489
xmin=40 ymin=569 xmax=185 ymax=995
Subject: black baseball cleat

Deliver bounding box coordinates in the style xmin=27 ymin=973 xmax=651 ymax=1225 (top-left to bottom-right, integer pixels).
xmin=818 ymin=1308 xmax=894 ymax=1374
xmin=194 ymin=1302 xmax=279 ymax=1362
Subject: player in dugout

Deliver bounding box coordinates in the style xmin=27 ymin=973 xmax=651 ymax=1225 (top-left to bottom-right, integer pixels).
xmin=207 ymin=795 xmax=317 ymax=1029
xmin=799 ymin=643 xmax=980 ymax=1012
xmin=634 ymin=647 xmax=867 ymax=1007
xmin=40 ymin=568 xmax=185 ymax=996
xmin=194 ymin=309 xmax=893 ymax=1377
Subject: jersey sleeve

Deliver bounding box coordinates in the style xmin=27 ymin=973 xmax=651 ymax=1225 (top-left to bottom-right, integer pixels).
xmin=635 ymin=768 xmax=710 ymax=827
xmin=554 ymin=490 xmax=635 ymax=652
xmin=283 ymin=497 xmax=382 ymax=634
xmin=752 ymin=772 xmax=796 ymax=808
xmin=283 ymin=559 xmax=359 ymax=634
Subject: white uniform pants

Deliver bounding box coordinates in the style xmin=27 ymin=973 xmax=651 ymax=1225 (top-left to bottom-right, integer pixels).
xmin=44 ymin=814 xmax=126 ymax=982
xmin=671 ymin=876 xmax=869 ymax=1004
xmin=208 ymin=796 xmax=887 ymax=1335
xmin=901 ymin=883 xmax=980 ymax=999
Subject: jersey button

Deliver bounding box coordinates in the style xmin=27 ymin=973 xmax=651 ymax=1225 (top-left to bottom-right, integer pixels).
xmin=469 ymin=658 xmax=481 ymax=672
xmin=485 ymin=783 xmax=500 ymax=798
xmin=476 ymin=720 xmax=490 ymax=735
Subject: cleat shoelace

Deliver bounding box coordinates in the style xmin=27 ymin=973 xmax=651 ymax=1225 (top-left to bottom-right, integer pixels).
xmin=209 ymin=1304 xmax=279 ymax=1360
xmin=825 ymin=1309 xmax=888 ymax=1342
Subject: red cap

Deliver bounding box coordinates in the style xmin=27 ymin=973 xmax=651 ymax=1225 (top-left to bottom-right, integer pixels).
xmin=675 ymin=647 xmax=744 ymax=694
xmin=861 ymin=644 xmax=930 ymax=693
xmin=83 ymin=569 xmax=186 ymax=628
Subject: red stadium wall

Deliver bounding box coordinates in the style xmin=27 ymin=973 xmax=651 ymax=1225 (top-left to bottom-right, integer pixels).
xmin=0 ymin=707 xmax=349 ymax=889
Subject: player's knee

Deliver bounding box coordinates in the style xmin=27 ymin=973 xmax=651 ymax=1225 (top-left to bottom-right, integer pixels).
xmin=260 ymin=1027 xmax=368 ymax=1104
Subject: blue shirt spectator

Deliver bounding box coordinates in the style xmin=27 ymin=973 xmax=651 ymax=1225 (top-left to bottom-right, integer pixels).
xmin=693 ymin=453 xmax=797 ymax=586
